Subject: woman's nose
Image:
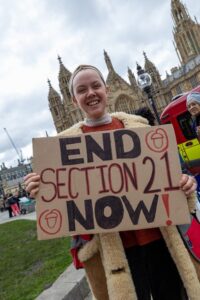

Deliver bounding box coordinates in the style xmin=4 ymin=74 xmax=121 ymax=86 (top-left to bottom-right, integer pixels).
xmin=87 ymin=87 xmax=95 ymax=96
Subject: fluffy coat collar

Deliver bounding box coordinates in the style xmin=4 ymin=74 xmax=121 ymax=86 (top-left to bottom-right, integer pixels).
xmin=58 ymin=112 xmax=200 ymax=300
xmin=58 ymin=112 xmax=150 ymax=136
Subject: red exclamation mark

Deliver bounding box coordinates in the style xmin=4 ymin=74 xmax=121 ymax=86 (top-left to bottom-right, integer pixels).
xmin=162 ymin=194 xmax=172 ymax=225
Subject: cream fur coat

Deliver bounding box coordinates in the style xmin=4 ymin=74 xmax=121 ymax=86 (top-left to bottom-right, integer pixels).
xmin=59 ymin=112 xmax=200 ymax=300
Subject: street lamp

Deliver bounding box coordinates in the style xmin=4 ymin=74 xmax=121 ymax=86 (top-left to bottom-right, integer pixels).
xmin=136 ymin=63 xmax=160 ymax=124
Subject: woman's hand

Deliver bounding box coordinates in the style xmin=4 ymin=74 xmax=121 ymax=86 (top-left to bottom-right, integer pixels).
xmin=179 ymin=174 xmax=197 ymax=196
xmin=24 ymin=172 xmax=40 ymax=198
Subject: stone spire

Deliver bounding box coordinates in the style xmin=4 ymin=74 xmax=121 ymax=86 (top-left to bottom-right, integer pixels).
xmin=47 ymin=79 xmax=65 ymax=133
xmin=143 ymin=52 xmax=162 ymax=88
xmin=48 ymin=79 xmax=61 ymax=101
xmin=128 ymin=67 xmax=138 ymax=90
xmin=144 ymin=52 xmax=156 ymax=72
xmin=171 ymin=0 xmax=189 ymax=24
xmin=104 ymin=50 xmax=114 ymax=72
xmin=57 ymin=55 xmax=72 ymax=104
xmin=171 ymin=0 xmax=200 ymax=64
xmin=58 ymin=55 xmax=71 ymax=84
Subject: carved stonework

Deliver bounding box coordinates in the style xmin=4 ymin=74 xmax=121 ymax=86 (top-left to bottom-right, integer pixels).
xmin=48 ymin=1 xmax=200 ymax=132
xmin=171 ymin=0 xmax=200 ymax=64
xmin=48 ymin=53 xmax=147 ymax=132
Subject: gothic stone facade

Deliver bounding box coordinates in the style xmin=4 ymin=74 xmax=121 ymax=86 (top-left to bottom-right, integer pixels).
xmin=0 ymin=162 xmax=32 ymax=196
xmin=48 ymin=0 xmax=200 ymax=133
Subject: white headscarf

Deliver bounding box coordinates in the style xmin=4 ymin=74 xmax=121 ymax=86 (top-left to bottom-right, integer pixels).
xmin=186 ymin=92 xmax=200 ymax=107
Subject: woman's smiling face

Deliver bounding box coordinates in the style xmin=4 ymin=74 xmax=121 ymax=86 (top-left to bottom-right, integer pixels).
xmin=72 ymin=69 xmax=108 ymax=120
xmin=188 ymin=101 xmax=200 ymax=117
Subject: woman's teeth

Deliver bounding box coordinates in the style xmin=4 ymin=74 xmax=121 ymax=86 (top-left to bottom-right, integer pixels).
xmin=88 ymin=100 xmax=99 ymax=106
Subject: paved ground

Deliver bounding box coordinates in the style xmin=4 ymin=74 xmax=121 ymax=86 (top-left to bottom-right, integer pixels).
xmin=0 ymin=210 xmax=37 ymax=224
xmin=0 ymin=210 xmax=92 ymax=299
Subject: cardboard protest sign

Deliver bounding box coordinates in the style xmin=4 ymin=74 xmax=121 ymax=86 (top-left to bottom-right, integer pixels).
xmin=33 ymin=125 xmax=191 ymax=240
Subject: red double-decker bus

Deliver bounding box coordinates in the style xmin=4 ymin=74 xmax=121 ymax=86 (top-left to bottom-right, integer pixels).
xmin=160 ymin=85 xmax=200 ymax=176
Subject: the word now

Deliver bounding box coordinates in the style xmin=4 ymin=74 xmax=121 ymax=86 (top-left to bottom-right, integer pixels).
xmin=67 ymin=194 xmax=159 ymax=231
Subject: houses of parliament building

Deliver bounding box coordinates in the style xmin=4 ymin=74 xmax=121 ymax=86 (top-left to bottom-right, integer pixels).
xmin=48 ymin=0 xmax=200 ymax=133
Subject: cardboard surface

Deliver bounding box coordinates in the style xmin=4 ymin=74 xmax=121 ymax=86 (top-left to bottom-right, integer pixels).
xmin=33 ymin=125 xmax=190 ymax=240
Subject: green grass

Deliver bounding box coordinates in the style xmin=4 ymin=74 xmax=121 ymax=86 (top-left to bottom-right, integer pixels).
xmin=0 ymin=220 xmax=72 ymax=300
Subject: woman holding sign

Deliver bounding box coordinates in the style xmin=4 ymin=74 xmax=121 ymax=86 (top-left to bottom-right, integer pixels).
xmin=25 ymin=65 xmax=200 ymax=300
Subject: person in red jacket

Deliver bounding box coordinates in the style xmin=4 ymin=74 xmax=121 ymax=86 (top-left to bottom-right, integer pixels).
xmin=24 ymin=65 xmax=199 ymax=300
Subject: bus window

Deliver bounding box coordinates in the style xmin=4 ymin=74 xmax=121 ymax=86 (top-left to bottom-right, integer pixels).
xmin=177 ymin=111 xmax=196 ymax=140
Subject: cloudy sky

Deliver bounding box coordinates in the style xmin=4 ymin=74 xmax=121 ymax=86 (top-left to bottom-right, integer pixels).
xmin=0 ymin=0 xmax=200 ymax=168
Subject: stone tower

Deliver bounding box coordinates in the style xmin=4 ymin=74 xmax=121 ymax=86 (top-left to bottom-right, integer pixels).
xmin=171 ymin=0 xmax=200 ymax=64
xmin=48 ymin=79 xmax=66 ymax=133
xmin=144 ymin=52 xmax=162 ymax=91
xmin=58 ymin=56 xmax=84 ymax=127
xmin=143 ymin=52 xmax=167 ymax=111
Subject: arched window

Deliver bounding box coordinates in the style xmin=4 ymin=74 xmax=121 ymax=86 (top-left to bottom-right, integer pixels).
xmin=65 ymin=88 xmax=71 ymax=98
xmin=115 ymin=95 xmax=134 ymax=113
xmin=190 ymin=75 xmax=198 ymax=88
xmin=62 ymin=77 xmax=67 ymax=84
xmin=54 ymin=107 xmax=58 ymax=116
xmin=178 ymin=10 xmax=183 ymax=20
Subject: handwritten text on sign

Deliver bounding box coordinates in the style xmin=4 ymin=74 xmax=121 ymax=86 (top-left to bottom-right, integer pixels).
xmin=33 ymin=125 xmax=190 ymax=240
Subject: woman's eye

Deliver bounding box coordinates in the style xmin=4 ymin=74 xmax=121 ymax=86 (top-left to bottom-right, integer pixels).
xmin=93 ymin=84 xmax=101 ymax=89
xmin=77 ymin=88 xmax=86 ymax=94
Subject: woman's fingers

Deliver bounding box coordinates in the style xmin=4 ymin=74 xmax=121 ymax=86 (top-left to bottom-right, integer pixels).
xmin=24 ymin=173 xmax=40 ymax=197
xmin=179 ymin=174 xmax=197 ymax=196
xmin=29 ymin=187 xmax=40 ymax=199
